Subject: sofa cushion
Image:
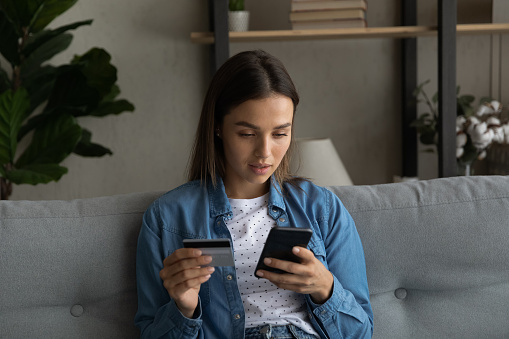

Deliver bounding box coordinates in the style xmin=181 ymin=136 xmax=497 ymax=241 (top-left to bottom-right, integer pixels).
xmin=329 ymin=175 xmax=509 ymax=339
xmin=0 ymin=191 xmax=163 ymax=338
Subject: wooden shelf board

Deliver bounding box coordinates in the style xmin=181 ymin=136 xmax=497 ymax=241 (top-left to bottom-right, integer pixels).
xmin=191 ymin=23 xmax=509 ymax=44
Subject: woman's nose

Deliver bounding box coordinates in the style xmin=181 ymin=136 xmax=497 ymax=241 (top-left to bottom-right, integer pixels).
xmin=255 ymin=137 xmax=270 ymax=158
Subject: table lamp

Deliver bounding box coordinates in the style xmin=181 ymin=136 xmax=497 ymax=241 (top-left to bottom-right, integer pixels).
xmin=290 ymin=138 xmax=353 ymax=186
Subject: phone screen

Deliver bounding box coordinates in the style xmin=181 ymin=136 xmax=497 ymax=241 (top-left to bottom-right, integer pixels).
xmin=254 ymin=227 xmax=313 ymax=277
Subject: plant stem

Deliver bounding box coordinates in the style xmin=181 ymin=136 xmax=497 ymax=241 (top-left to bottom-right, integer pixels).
xmin=1 ymin=177 xmax=12 ymax=200
xmin=12 ymin=27 xmax=30 ymax=92
xmin=420 ymin=88 xmax=438 ymax=119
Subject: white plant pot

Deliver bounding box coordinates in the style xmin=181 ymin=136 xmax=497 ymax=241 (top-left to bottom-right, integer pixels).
xmin=228 ymin=11 xmax=250 ymax=32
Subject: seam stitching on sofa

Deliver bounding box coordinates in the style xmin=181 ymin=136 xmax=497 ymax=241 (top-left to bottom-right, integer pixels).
xmin=347 ymin=194 xmax=509 ymax=213
xmin=1 ymin=211 xmax=146 ymax=220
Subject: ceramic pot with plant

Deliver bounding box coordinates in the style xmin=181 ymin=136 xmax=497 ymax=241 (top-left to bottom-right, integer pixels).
xmin=228 ymin=0 xmax=249 ymax=32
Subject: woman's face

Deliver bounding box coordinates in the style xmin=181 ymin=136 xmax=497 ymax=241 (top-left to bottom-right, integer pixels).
xmin=220 ymin=94 xmax=294 ymax=199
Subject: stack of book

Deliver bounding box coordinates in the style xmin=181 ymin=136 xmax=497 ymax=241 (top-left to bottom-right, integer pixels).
xmin=290 ymin=0 xmax=367 ymax=30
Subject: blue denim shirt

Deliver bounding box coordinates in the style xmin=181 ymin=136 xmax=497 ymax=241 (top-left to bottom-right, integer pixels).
xmin=135 ymin=177 xmax=373 ymax=338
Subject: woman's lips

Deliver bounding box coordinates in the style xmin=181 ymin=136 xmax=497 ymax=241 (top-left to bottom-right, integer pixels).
xmin=249 ymin=163 xmax=271 ymax=175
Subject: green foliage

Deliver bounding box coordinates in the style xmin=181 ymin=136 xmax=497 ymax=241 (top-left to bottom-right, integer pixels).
xmin=229 ymin=0 xmax=244 ymax=11
xmin=0 ymin=0 xmax=134 ymax=194
xmin=411 ymin=80 xmax=478 ymax=146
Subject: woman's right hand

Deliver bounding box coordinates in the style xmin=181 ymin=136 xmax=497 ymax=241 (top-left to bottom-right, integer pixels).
xmin=159 ymin=248 xmax=215 ymax=318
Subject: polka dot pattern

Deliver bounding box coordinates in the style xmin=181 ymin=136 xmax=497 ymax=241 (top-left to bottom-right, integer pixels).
xmin=225 ymin=194 xmax=318 ymax=336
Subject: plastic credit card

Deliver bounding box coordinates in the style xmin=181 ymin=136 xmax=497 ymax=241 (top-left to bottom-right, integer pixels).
xmin=183 ymin=238 xmax=235 ymax=267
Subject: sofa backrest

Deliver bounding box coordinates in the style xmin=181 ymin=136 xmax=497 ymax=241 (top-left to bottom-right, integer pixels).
xmin=329 ymin=175 xmax=509 ymax=339
xmin=1 ymin=176 xmax=508 ymax=338
xmin=0 ymin=191 xmax=163 ymax=338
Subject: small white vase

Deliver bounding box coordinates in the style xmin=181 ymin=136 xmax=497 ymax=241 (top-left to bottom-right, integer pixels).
xmin=228 ymin=11 xmax=250 ymax=32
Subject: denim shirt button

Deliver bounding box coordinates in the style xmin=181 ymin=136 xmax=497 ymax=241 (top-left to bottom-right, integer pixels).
xmin=279 ymin=217 xmax=285 ymax=222
xmin=226 ymin=274 xmax=233 ymax=280
xmin=234 ymin=314 xmax=241 ymax=320
xmin=217 ymin=220 xmax=221 ymax=225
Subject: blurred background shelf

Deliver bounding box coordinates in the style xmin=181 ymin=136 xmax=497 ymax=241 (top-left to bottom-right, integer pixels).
xmin=191 ymin=23 xmax=509 ymax=44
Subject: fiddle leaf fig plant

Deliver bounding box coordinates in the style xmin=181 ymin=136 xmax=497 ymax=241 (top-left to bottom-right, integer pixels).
xmin=0 ymin=0 xmax=134 ymax=199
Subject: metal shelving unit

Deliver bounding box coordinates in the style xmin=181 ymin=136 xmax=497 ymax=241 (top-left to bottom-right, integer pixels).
xmin=194 ymin=0 xmax=509 ymax=178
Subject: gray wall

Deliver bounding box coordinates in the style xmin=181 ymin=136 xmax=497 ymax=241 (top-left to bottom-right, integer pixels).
xmin=9 ymin=0 xmax=508 ymax=200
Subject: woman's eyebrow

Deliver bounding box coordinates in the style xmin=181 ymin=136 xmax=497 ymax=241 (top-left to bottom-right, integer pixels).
xmin=235 ymin=121 xmax=259 ymax=129
xmin=234 ymin=121 xmax=292 ymax=130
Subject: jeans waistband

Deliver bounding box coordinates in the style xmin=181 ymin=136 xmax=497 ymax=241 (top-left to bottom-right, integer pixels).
xmin=245 ymin=324 xmax=319 ymax=339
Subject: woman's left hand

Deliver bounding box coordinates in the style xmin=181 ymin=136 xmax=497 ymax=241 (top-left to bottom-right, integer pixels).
xmin=255 ymin=246 xmax=333 ymax=304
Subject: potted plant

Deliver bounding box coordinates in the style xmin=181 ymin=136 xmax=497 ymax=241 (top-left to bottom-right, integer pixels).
xmin=411 ymin=80 xmax=509 ymax=175
xmin=0 ymin=0 xmax=134 ymax=199
xmin=228 ymin=0 xmax=249 ymax=32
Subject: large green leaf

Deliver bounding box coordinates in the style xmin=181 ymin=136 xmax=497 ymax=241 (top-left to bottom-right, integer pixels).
xmin=0 ymin=0 xmax=31 ymax=34
xmin=29 ymin=0 xmax=78 ymax=33
xmin=21 ymin=33 xmax=73 ymax=78
xmin=72 ymin=48 xmax=117 ymax=97
xmin=0 ymin=88 xmax=30 ymax=165
xmin=0 ymin=0 xmax=77 ymax=33
xmin=45 ymin=64 xmax=100 ymax=111
xmin=88 ymin=99 xmax=134 ymax=117
xmin=21 ymin=65 xmax=57 ymax=113
xmin=6 ymin=163 xmax=67 ymax=184
xmin=22 ymin=19 xmax=92 ymax=59
xmin=15 ymin=113 xmax=81 ymax=167
xmin=73 ymin=128 xmax=112 ymax=157
xmin=0 ymin=10 xmax=20 ymax=65
xmin=17 ymin=106 xmax=84 ymax=140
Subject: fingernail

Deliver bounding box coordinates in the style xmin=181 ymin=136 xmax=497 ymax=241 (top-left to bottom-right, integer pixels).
xmin=256 ymin=271 xmax=264 ymax=277
xmin=204 ymin=256 xmax=213 ymax=263
xmin=207 ymin=267 xmax=215 ymax=273
xmin=195 ymin=249 xmax=202 ymax=256
xmin=293 ymin=247 xmax=300 ymax=253
xmin=264 ymin=258 xmax=272 ymax=265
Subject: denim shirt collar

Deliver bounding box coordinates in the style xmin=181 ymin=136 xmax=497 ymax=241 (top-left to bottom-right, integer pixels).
xmin=207 ymin=176 xmax=287 ymax=220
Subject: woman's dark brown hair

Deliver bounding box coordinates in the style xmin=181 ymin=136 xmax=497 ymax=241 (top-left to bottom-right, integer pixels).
xmin=187 ymin=50 xmax=300 ymax=188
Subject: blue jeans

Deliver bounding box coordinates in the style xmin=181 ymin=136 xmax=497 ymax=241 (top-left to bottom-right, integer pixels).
xmin=245 ymin=324 xmax=319 ymax=339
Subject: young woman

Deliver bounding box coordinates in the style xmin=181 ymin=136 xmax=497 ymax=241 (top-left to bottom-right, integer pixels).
xmin=135 ymin=50 xmax=373 ymax=339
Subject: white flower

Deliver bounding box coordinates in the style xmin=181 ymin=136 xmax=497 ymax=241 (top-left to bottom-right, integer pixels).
xmin=476 ymin=104 xmax=494 ymax=116
xmin=468 ymin=116 xmax=480 ymax=125
xmin=456 ymin=133 xmax=467 ymax=147
xmin=492 ymin=126 xmax=505 ymax=144
xmin=456 ymin=147 xmax=464 ymax=158
xmin=486 ymin=117 xmax=501 ymax=126
xmin=491 ymin=100 xmax=501 ymax=112
xmin=468 ymin=121 xmax=494 ymax=150
xmin=456 ymin=116 xmax=466 ymax=133
xmin=475 ymin=100 xmax=502 ymax=116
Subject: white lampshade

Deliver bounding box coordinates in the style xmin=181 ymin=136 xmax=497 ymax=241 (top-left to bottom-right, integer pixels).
xmin=290 ymin=138 xmax=353 ymax=186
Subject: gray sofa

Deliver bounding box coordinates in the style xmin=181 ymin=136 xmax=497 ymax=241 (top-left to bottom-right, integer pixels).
xmin=1 ymin=175 xmax=508 ymax=338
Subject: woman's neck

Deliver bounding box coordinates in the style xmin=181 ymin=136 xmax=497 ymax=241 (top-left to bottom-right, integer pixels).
xmin=224 ymin=181 xmax=270 ymax=199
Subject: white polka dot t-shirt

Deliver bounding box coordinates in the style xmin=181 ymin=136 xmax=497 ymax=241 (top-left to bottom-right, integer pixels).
xmin=225 ymin=194 xmax=318 ymax=336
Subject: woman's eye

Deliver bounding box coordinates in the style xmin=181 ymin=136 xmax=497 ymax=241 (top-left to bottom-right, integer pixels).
xmin=240 ymin=133 xmax=255 ymax=137
xmin=274 ymin=133 xmax=288 ymax=138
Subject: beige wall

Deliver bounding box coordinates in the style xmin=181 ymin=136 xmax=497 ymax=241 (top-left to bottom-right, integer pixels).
xmin=9 ymin=0 xmax=508 ymax=200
